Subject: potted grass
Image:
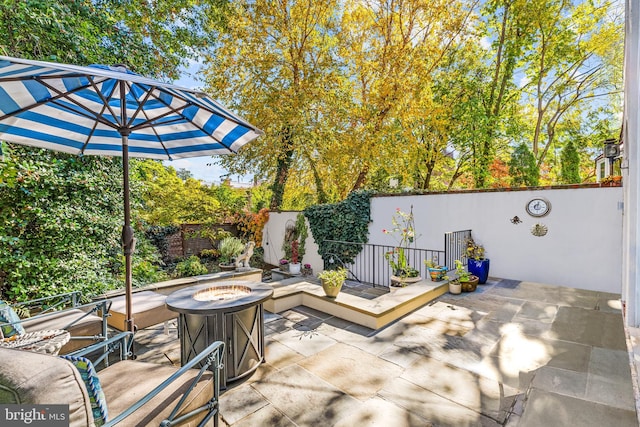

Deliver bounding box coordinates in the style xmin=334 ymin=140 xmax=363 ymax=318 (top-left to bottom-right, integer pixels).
xmin=318 ymin=268 xmax=347 ymax=298
xmin=218 ymin=236 xmax=245 ymax=271
xmin=466 ymin=237 xmax=490 ymax=284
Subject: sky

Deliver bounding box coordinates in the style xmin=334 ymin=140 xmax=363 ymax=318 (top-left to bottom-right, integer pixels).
xmin=164 ymin=61 xmax=254 ymax=186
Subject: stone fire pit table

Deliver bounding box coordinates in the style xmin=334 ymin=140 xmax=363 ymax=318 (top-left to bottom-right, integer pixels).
xmin=166 ymin=281 xmax=273 ymax=388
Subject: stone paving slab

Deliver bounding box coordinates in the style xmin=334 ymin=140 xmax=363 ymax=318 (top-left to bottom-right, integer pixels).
xmin=219 ymin=384 xmax=269 ymax=425
xmin=519 ymin=389 xmax=637 ymax=427
xmin=490 ymin=331 xmax=593 ymax=374
xmin=228 ymin=404 xmax=295 ymax=427
xmin=333 ymin=396 xmax=432 ymax=427
xmin=585 ymin=347 xmax=636 ymax=410
xmin=379 ymin=377 xmax=504 ymax=427
xmin=378 ymin=344 xmax=423 ymax=368
xmin=513 ymin=301 xmax=558 ymax=323
xmin=530 ymin=365 xmax=588 ymax=399
xmin=269 ymin=326 xmax=337 ymax=357
xmin=251 ymin=364 xmax=359 ymax=426
xmin=400 ymin=356 xmax=519 ymax=423
xmin=551 ymin=306 xmax=627 ymax=350
xmin=263 ymin=337 xmax=305 ymax=370
xmin=298 ymin=342 xmax=403 ymax=401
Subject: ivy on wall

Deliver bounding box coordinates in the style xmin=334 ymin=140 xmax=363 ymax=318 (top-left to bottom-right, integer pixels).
xmin=304 ymin=190 xmax=373 ymax=265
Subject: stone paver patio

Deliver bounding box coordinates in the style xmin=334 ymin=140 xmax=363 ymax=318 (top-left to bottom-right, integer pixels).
xmin=136 ymin=277 xmax=638 ymax=426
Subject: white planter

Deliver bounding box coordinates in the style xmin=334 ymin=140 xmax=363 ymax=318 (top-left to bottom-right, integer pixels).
xmin=449 ymin=281 xmax=462 ymax=295
xmin=289 ymin=263 xmax=301 ymax=275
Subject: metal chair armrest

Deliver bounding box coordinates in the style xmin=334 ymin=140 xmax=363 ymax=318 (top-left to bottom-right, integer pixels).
xmin=13 ymin=291 xmax=83 ymax=314
xmin=68 ymin=331 xmax=133 ymax=368
xmin=1 ymin=299 xmax=112 ymax=331
xmin=104 ymin=340 xmax=225 ymax=427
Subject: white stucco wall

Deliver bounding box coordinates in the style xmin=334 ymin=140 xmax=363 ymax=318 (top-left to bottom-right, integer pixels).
xmin=264 ymin=187 xmax=623 ymax=293
xmin=261 ymin=211 xmax=323 ymax=272
xmin=369 ymin=188 xmax=623 ymax=293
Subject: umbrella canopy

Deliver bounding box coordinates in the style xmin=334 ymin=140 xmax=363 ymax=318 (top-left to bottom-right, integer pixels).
xmin=0 ymin=55 xmax=262 ymax=333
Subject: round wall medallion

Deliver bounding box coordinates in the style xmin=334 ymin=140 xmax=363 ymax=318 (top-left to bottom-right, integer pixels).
xmin=526 ymin=198 xmax=551 ymax=217
xmin=531 ymin=223 xmax=548 ymax=237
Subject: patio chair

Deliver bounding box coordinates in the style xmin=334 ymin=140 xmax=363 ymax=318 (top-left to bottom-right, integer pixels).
xmin=0 ymin=291 xmax=110 ymax=354
xmin=0 ymin=332 xmax=224 ymax=427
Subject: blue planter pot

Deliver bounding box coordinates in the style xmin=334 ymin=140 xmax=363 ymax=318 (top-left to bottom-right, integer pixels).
xmin=467 ymin=259 xmax=490 ymax=284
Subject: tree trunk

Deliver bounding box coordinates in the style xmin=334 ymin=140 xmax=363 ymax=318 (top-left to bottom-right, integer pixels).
xmin=350 ymin=163 xmax=370 ymax=192
xmin=269 ymin=127 xmax=294 ymax=210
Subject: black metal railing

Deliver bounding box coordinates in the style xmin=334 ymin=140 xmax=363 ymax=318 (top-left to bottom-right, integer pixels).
xmin=323 ymin=240 xmax=445 ymax=288
xmin=322 ymin=229 xmax=472 ymax=288
xmin=444 ymin=229 xmax=472 ymax=269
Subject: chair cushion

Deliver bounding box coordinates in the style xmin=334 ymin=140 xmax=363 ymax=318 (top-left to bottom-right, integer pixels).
xmin=61 ymin=355 xmax=108 ymax=426
xmin=21 ymin=309 xmax=104 ymax=354
xmin=0 ymin=347 xmax=94 ymax=427
xmin=0 ymin=300 xmax=26 ymax=337
xmin=99 ymin=360 xmax=213 ymax=426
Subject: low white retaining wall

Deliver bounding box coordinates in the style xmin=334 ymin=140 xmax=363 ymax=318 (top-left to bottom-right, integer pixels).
xmin=264 ymin=186 xmax=624 ymax=294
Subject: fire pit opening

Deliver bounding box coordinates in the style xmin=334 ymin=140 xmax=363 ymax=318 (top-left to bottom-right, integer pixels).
xmin=193 ymin=285 xmax=251 ymax=301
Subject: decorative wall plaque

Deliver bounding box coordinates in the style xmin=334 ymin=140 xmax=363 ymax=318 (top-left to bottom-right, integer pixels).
xmin=531 ymin=223 xmax=548 ymax=237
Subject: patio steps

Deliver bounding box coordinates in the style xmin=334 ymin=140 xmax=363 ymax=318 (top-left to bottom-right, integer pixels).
xmin=263 ymin=277 xmax=449 ymax=330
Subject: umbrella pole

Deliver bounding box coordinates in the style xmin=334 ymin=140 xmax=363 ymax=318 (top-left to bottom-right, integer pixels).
xmin=121 ymin=133 xmax=135 ymax=336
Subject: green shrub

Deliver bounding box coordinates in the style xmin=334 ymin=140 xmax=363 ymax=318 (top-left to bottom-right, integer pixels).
xmin=175 ymin=256 xmax=208 ymax=277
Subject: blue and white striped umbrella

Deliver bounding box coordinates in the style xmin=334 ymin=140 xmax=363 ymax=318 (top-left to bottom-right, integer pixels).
xmin=0 ymin=56 xmax=263 ymax=333
xmin=0 ymin=56 xmax=262 ymax=158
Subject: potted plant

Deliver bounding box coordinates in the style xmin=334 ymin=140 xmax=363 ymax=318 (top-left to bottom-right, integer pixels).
xmin=218 ymin=236 xmax=245 ymax=270
xmin=317 ymin=268 xmax=347 ymax=298
xmin=425 ymin=257 xmax=447 ymax=282
xmin=455 ymin=259 xmax=479 ymax=292
xmin=279 ymin=258 xmax=289 ymax=272
xmin=289 ymin=240 xmax=301 ymax=274
xmin=383 ymin=207 xmax=421 ymax=285
xmin=301 ymin=263 xmax=313 ymax=276
xmin=466 ymin=237 xmax=490 ymax=284
xmin=448 ymin=275 xmax=462 ymax=294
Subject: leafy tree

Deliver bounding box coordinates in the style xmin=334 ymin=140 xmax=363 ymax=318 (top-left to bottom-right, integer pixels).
xmin=508 ymin=143 xmax=539 ymax=187
xmin=520 ymin=0 xmax=622 ymax=171
xmin=0 ymin=0 xmax=232 ymax=300
xmin=560 ymin=140 xmax=581 ymax=184
xmin=0 ymin=0 xmax=230 ymax=79
xmin=0 ymin=146 xmax=123 ymax=300
xmin=203 ymin=0 xmax=342 ymax=209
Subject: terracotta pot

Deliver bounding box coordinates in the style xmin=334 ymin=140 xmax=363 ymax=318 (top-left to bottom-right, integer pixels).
xmin=460 ymin=275 xmax=479 ymax=292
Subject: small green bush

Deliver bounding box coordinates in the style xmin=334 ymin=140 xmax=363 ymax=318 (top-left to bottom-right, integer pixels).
xmin=175 ymin=256 xmax=208 ymax=277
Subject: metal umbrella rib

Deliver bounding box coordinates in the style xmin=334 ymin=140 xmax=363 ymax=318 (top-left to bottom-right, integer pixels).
xmin=0 ymin=55 xmax=263 ymax=335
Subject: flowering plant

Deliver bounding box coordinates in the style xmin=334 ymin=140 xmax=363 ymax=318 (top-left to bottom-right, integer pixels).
xmin=304 ymin=263 xmax=311 ymax=269
xmin=465 ymin=237 xmax=485 ymax=260
xmin=279 ymin=258 xmax=289 ymax=265
xmin=383 ymin=207 xmax=420 ymax=278
xmin=291 ymin=240 xmax=299 ymax=264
